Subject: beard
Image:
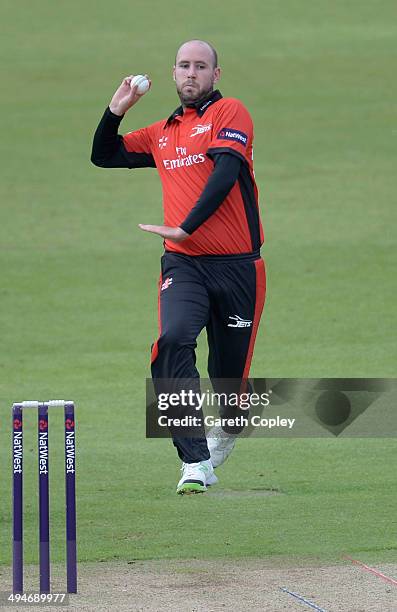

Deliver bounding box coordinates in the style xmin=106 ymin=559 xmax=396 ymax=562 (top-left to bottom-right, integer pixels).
xmin=176 ymin=81 xmax=214 ymax=107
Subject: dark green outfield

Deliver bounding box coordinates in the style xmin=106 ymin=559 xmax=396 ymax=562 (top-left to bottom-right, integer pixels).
xmin=1 ymin=0 xmax=396 ymax=566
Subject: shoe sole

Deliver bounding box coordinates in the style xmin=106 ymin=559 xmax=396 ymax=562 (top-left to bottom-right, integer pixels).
xmin=177 ymin=482 xmax=207 ymax=495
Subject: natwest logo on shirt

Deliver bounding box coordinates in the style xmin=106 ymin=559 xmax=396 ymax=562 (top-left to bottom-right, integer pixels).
xmin=190 ymin=123 xmax=212 ymax=137
xmin=163 ymin=152 xmax=206 ymax=170
xmin=217 ymin=128 xmax=248 ymax=146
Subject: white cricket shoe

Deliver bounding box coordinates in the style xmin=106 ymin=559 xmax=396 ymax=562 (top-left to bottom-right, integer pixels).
xmin=176 ymin=459 xmax=218 ymax=495
xmin=207 ymin=425 xmax=237 ymax=468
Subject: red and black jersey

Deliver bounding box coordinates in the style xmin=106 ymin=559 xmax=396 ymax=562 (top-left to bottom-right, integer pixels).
xmin=93 ymin=90 xmax=264 ymax=256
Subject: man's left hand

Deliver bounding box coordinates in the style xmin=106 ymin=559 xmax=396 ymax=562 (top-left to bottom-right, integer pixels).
xmin=138 ymin=224 xmax=189 ymax=243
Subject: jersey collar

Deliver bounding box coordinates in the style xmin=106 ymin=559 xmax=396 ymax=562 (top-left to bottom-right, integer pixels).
xmin=165 ymin=89 xmax=223 ymax=126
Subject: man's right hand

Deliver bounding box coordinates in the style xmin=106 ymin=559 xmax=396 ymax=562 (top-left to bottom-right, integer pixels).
xmin=109 ymin=75 xmax=151 ymax=116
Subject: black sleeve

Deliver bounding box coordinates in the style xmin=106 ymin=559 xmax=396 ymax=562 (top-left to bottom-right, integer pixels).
xmin=90 ymin=107 xmax=156 ymax=169
xmin=179 ymin=153 xmax=242 ymax=235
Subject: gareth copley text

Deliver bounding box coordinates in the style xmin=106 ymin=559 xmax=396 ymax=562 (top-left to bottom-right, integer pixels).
xmin=158 ymin=415 xmax=296 ymax=429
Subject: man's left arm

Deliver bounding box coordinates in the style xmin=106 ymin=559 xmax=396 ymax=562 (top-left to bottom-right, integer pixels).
xmin=180 ymin=152 xmax=241 ymax=233
xmin=139 ymin=153 xmax=241 ymax=241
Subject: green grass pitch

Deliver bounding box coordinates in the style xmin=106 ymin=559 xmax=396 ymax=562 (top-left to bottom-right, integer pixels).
xmin=0 ymin=0 xmax=396 ymax=568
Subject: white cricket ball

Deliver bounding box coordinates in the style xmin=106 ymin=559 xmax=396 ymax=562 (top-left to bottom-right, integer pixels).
xmin=130 ymin=74 xmax=150 ymax=95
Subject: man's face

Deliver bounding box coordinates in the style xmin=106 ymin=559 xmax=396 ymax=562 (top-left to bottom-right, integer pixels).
xmin=173 ymin=42 xmax=220 ymax=106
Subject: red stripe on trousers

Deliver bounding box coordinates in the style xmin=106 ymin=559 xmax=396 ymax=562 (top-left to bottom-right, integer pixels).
xmin=242 ymin=259 xmax=266 ymax=379
xmin=150 ymin=272 xmax=163 ymax=364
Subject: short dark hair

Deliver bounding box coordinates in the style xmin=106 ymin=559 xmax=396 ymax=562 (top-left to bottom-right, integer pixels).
xmin=175 ymin=40 xmax=218 ymax=68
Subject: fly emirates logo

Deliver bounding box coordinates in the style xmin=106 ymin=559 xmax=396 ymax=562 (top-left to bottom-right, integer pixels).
xmin=163 ymin=146 xmax=206 ymax=171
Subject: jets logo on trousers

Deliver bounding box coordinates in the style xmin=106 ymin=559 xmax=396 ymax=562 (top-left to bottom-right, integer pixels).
xmin=227 ymin=315 xmax=252 ymax=328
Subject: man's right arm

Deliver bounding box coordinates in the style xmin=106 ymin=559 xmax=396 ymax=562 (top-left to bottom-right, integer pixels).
xmin=90 ymin=107 xmax=155 ymax=168
xmin=91 ymin=75 xmax=155 ymax=169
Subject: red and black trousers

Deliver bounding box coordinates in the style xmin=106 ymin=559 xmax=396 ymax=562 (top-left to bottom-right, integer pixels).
xmin=151 ymin=250 xmax=266 ymax=463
